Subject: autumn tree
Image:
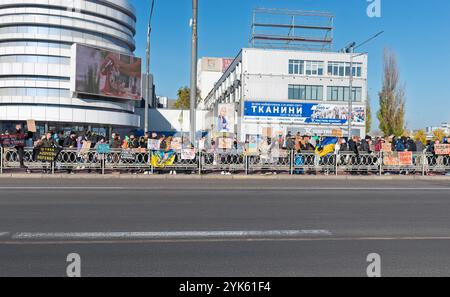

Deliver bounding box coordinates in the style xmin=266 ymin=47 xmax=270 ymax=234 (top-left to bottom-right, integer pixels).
xmin=377 ymin=49 xmax=406 ymax=137
xmin=366 ymin=94 xmax=372 ymax=134
xmin=413 ymin=129 xmax=427 ymax=145
xmin=174 ymin=87 xmax=201 ymax=110
xmin=433 ymin=129 xmax=446 ymax=142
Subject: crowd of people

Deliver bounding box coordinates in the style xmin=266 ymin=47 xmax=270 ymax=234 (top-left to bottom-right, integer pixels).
xmin=1 ymin=125 xmax=449 ymax=175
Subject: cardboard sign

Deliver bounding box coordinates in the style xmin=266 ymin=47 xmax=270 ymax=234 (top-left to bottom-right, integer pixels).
xmin=262 ymin=127 xmax=273 ymax=138
xmin=171 ymin=137 xmax=182 ymax=150
xmin=148 ymin=139 xmax=161 ymax=151
xmin=331 ymin=129 xmax=343 ymax=138
xmin=79 ymin=141 xmax=92 ymax=155
xmin=181 ymin=149 xmax=196 ymax=160
xmin=399 ymin=151 xmax=413 ymax=166
xmin=26 ymin=120 xmax=37 ymax=133
xmin=120 ymin=149 xmax=135 ymax=160
xmin=0 ymin=134 xmax=25 ymax=147
xmin=96 ymin=144 xmax=111 ymax=154
xmin=382 ymin=143 xmax=392 ymax=153
xmin=435 ymin=144 xmax=450 ymax=155
xmin=37 ymin=147 xmax=59 ymax=162
xmin=218 ymin=138 xmax=232 ymax=150
xmin=383 ymin=152 xmax=399 ymax=166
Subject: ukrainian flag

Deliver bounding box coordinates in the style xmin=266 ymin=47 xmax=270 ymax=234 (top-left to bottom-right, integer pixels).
xmin=315 ymin=137 xmax=338 ymax=157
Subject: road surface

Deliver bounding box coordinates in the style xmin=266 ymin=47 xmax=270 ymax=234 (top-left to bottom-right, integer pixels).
xmin=0 ymin=178 xmax=449 ymax=276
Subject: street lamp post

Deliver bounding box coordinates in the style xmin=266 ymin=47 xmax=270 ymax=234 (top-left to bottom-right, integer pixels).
xmin=144 ymin=0 xmax=155 ymax=133
xmin=344 ymin=31 xmax=384 ymax=138
xmin=190 ymin=0 xmax=198 ymax=146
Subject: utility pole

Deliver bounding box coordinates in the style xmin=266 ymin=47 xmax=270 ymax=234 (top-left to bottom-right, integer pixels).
xmin=144 ymin=0 xmax=155 ymax=133
xmin=344 ymin=31 xmax=384 ymax=138
xmin=190 ymin=0 xmax=198 ymax=146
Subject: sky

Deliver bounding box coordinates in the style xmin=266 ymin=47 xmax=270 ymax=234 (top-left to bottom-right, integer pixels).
xmin=131 ymin=0 xmax=450 ymax=130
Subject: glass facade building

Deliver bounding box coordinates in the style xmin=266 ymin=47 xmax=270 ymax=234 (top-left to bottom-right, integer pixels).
xmin=0 ymin=0 xmax=140 ymax=135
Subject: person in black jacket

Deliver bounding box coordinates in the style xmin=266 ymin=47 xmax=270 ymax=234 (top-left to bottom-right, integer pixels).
xmin=14 ymin=124 xmax=27 ymax=169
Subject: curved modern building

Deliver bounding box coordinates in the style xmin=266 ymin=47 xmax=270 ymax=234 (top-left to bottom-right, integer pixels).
xmin=0 ymin=0 xmax=140 ymax=136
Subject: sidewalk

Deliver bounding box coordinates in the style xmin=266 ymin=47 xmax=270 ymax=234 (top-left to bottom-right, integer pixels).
xmin=1 ymin=173 xmax=450 ymax=181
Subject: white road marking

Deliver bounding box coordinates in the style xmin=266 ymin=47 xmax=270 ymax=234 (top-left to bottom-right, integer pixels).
xmin=10 ymin=230 xmax=332 ymax=241
xmin=0 ymin=187 xmax=449 ymax=191
xmin=0 ymin=232 xmax=10 ymax=238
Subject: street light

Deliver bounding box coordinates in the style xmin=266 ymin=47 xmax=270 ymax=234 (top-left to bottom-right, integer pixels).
xmin=144 ymin=0 xmax=156 ymax=133
xmin=344 ymin=31 xmax=384 ymax=138
xmin=189 ymin=0 xmax=198 ymax=146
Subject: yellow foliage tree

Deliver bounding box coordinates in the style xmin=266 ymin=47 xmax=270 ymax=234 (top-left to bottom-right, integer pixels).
xmin=433 ymin=129 xmax=446 ymax=142
xmin=413 ymin=129 xmax=427 ymax=145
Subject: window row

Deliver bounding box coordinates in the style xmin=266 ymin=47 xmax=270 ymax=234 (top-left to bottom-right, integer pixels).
xmin=289 ymin=60 xmax=324 ymax=76
xmin=327 ymin=62 xmax=362 ymax=77
xmin=0 ymin=76 xmax=69 ymax=82
xmin=0 ymin=87 xmax=70 ymax=97
xmin=288 ymin=84 xmax=362 ymax=102
xmin=0 ymin=25 xmax=131 ymax=50
xmin=0 ymin=55 xmax=70 ymax=64
xmin=288 ymin=85 xmax=324 ymax=101
xmin=288 ymin=60 xmax=363 ymax=77
xmin=0 ymin=41 xmax=72 ymax=49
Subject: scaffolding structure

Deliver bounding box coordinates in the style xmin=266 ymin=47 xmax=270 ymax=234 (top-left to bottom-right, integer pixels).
xmin=249 ymin=8 xmax=334 ymax=51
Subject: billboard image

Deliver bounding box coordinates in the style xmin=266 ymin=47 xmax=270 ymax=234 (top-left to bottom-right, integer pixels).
xmin=243 ymin=101 xmax=365 ymax=126
xmin=217 ymin=103 xmax=235 ymax=133
xmin=72 ymin=44 xmax=142 ymax=100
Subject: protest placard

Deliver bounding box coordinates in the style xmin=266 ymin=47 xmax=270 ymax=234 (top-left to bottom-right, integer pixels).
xmin=435 ymin=144 xmax=450 ymax=155
xmin=0 ymin=134 xmax=25 ymax=147
xmin=148 ymin=139 xmax=161 ymax=150
xmin=26 ymin=120 xmax=37 ymax=133
xmin=96 ymin=144 xmax=110 ymax=154
xmin=383 ymin=152 xmax=399 ymax=166
xmin=36 ymin=147 xmax=59 ymax=162
xmin=399 ymin=151 xmax=413 ymax=166
xmin=181 ymin=149 xmax=196 ymax=160
xmin=382 ymin=143 xmax=392 ymax=152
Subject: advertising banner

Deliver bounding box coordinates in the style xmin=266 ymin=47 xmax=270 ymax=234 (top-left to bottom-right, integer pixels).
xmin=243 ymin=101 xmax=365 ymax=126
xmin=72 ymin=44 xmax=142 ymax=100
xmin=217 ymin=104 xmax=235 ymax=133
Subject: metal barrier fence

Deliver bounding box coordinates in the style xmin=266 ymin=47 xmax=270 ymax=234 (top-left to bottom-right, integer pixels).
xmin=1 ymin=147 xmax=449 ymax=175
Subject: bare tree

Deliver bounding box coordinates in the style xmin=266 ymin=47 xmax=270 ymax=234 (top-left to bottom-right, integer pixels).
xmin=377 ymin=49 xmax=406 ymax=137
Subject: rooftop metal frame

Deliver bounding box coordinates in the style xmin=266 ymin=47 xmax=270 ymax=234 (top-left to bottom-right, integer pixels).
xmin=249 ymin=8 xmax=334 ymax=52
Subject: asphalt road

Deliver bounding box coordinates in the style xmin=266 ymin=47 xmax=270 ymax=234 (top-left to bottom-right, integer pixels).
xmin=0 ymin=178 xmax=449 ymax=277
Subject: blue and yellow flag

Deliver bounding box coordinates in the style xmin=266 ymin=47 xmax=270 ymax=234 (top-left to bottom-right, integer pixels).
xmin=151 ymin=151 xmax=176 ymax=168
xmin=315 ymin=137 xmax=338 ymax=157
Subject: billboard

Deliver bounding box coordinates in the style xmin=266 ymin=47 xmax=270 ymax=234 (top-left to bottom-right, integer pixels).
xmin=243 ymin=101 xmax=365 ymax=126
xmin=71 ymin=44 xmax=142 ymax=100
xmin=217 ymin=103 xmax=235 ymax=133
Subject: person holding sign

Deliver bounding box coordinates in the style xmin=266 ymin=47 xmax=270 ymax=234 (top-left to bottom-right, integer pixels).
xmin=35 ymin=132 xmax=59 ymax=174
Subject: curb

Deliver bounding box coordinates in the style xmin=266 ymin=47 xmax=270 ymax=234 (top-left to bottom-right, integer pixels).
xmin=0 ymin=174 xmax=449 ymax=181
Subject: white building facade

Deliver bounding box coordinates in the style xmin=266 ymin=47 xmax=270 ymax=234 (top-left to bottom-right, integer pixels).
xmin=0 ymin=0 xmax=139 ymax=136
xmin=204 ymin=48 xmax=368 ymax=142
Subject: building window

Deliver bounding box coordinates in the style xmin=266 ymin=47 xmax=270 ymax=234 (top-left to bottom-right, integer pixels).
xmin=288 ymin=60 xmax=304 ymax=75
xmin=305 ymin=61 xmax=324 ymax=76
xmin=327 ymin=62 xmax=362 ymax=78
xmin=289 ymin=85 xmax=323 ymax=100
xmin=327 ymin=86 xmax=362 ymax=102
xmin=289 ymin=60 xmax=323 ymax=76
